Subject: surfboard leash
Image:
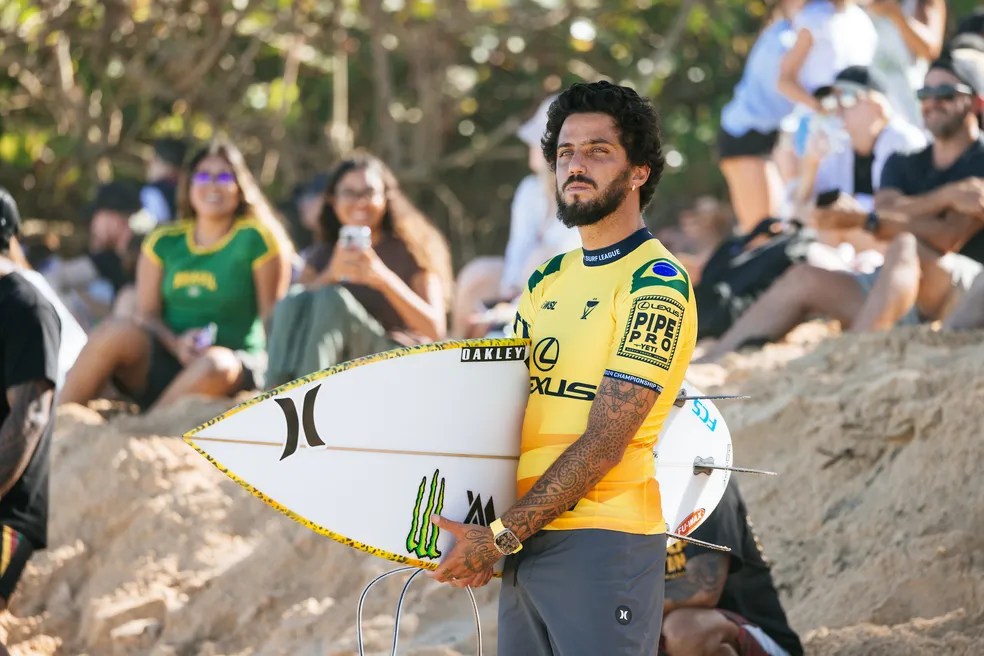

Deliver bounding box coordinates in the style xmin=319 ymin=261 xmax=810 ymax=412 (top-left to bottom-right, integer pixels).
xmin=357 ymin=566 xmax=484 ymax=656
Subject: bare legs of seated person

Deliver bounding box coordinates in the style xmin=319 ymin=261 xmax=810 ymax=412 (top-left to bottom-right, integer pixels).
xmin=719 ymin=155 xmax=786 ymax=234
xmin=59 ymin=318 xmax=246 ymax=411
xmin=449 ymin=256 xmax=505 ymax=339
xmin=698 ymin=233 xmax=965 ymax=362
xmin=942 ymin=271 xmax=984 ymax=331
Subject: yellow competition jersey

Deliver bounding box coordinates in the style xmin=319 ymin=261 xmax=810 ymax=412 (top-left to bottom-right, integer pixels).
xmin=512 ymin=228 xmax=697 ymax=535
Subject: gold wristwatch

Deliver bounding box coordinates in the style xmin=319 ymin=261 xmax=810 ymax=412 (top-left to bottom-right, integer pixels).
xmin=490 ymin=519 xmax=523 ymax=555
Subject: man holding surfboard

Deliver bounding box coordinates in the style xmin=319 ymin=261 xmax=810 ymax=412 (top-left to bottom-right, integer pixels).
xmin=430 ymin=81 xmax=697 ymax=655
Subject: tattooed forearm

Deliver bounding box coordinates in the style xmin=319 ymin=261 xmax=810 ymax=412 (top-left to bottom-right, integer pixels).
xmin=663 ymin=553 xmax=730 ymax=614
xmin=501 ymin=375 xmax=658 ymax=542
xmin=0 ymin=380 xmax=54 ymax=497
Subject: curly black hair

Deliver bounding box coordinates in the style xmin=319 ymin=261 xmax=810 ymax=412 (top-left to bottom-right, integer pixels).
xmin=541 ymin=80 xmax=665 ymax=210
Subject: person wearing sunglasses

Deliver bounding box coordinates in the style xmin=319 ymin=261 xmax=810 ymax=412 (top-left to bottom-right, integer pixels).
xmin=60 ymin=139 xmax=294 ymax=412
xmin=795 ymin=66 xmax=927 ymax=250
xmin=697 ymin=48 xmax=984 ymax=361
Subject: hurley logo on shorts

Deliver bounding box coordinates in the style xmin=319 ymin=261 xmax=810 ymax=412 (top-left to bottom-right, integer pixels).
xmin=406 ymin=469 xmax=445 ymax=559
xmin=616 ymin=605 xmax=633 ymax=626
xmin=460 ymin=345 xmax=528 ymax=362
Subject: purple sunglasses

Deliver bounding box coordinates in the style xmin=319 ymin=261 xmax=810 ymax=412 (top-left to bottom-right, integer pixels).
xmin=192 ymin=171 xmax=237 ymax=186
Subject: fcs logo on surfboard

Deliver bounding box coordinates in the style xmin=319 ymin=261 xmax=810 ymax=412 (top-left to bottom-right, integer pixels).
xmin=407 ymin=469 xmax=446 ymax=559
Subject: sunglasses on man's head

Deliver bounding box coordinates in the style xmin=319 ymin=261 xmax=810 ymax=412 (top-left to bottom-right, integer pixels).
xmin=192 ymin=171 xmax=237 ymax=186
xmin=917 ymin=83 xmax=975 ymax=101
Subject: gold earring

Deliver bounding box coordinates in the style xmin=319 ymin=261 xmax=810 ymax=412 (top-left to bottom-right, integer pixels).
xmin=632 ymin=185 xmax=636 ymax=191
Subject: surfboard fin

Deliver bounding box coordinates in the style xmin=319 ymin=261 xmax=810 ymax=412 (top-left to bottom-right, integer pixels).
xmin=693 ymin=456 xmax=777 ymax=476
xmin=670 ymin=533 xmax=732 ymax=552
xmin=674 ymin=393 xmax=750 ymax=408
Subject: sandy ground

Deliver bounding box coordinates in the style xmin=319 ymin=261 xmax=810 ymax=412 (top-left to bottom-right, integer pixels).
xmin=2 ymin=323 xmax=983 ymax=655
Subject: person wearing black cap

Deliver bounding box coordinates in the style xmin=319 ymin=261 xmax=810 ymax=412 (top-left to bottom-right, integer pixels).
xmin=44 ymin=181 xmax=144 ymax=329
xmin=0 ymin=188 xmax=61 ymax=653
xmin=141 ymin=137 xmax=187 ymax=225
xmin=797 ymin=65 xmax=927 ymax=249
xmin=697 ymin=49 xmax=984 ymax=360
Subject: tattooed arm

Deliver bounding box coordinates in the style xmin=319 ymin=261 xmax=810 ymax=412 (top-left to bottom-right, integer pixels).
xmin=501 ymin=374 xmax=658 ymax=541
xmin=663 ymin=553 xmax=730 ymax=615
xmin=0 ymin=380 xmax=54 ymax=497
xmin=429 ymin=374 xmax=659 ymax=585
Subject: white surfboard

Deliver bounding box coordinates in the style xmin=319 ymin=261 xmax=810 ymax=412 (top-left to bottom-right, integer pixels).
xmin=184 ymin=338 xmax=732 ymax=571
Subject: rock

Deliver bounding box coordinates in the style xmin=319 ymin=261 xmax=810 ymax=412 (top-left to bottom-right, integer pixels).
xmin=80 ymin=596 xmax=167 ymax=649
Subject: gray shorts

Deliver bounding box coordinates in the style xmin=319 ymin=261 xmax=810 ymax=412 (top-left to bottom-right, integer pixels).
xmin=853 ymin=252 xmax=984 ymax=325
xmin=498 ymin=529 xmax=667 ymax=656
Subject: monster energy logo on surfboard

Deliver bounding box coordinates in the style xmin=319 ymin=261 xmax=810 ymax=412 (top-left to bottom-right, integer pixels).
xmin=406 ymin=469 xmax=445 ymax=559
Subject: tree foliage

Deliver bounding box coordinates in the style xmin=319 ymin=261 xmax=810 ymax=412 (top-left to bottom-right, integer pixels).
xmin=1 ymin=0 xmax=977 ymax=265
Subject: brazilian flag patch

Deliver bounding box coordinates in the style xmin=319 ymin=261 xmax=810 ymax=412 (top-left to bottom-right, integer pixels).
xmin=630 ymin=258 xmax=690 ymax=300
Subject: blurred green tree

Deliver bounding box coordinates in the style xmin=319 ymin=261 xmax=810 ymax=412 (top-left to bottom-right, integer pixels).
xmin=0 ymin=0 xmax=977 ymax=265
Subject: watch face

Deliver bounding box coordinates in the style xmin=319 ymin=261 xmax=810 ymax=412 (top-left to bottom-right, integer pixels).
xmin=495 ymin=531 xmax=521 ymax=554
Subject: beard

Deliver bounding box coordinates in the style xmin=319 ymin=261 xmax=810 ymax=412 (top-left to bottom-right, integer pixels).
xmin=555 ymin=167 xmax=632 ymax=228
xmin=927 ymin=101 xmax=973 ymax=139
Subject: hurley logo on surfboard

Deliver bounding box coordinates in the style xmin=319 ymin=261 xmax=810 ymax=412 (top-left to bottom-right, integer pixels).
xmin=460 ymin=345 xmax=528 ymax=363
xmin=406 ymin=470 xmax=446 ymax=559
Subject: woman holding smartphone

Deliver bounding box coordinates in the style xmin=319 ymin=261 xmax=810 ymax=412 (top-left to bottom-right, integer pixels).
xmin=60 ymin=139 xmax=293 ymax=411
xmin=265 ymin=151 xmax=452 ymax=388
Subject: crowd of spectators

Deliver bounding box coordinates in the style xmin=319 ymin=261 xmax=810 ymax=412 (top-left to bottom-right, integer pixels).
xmin=3 ymin=6 xmax=984 ymax=654
xmin=695 ymin=1 xmax=984 ymax=361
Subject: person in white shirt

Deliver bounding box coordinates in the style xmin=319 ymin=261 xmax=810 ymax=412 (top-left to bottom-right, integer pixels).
xmin=867 ymin=0 xmax=947 ymax=129
xmin=449 ymin=94 xmax=582 ymax=338
xmin=795 ymin=65 xmax=927 ymax=255
xmin=777 ymin=0 xmax=878 ymax=160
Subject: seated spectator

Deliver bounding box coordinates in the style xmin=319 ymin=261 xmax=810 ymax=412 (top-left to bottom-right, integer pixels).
xmin=866 ymin=0 xmax=946 ymax=128
xmin=942 ymin=264 xmax=984 ymax=330
xmin=450 ymin=94 xmax=581 ymax=338
xmin=44 ymin=181 xmax=144 ymax=330
xmin=660 ymin=479 xmax=803 ymax=656
xmin=778 ymin=0 xmax=877 ymax=159
xmin=698 ymin=50 xmax=984 ymax=361
xmin=59 ymin=139 xmax=292 ymax=411
xmin=296 ymin=173 xmax=329 ymax=266
xmin=717 ymin=0 xmax=800 ymax=232
xmin=795 ymin=66 xmax=927 ymax=251
xmin=265 ymin=151 xmax=452 ymax=388
xmin=140 ymin=137 xmax=187 ymax=226
xmin=672 ymin=196 xmax=736 ymax=285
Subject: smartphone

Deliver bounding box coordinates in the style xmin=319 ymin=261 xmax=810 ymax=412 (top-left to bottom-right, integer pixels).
xmin=195 ymin=323 xmax=218 ymax=350
xmin=815 ymin=189 xmax=842 ymax=208
xmin=339 ymin=225 xmax=372 ymax=250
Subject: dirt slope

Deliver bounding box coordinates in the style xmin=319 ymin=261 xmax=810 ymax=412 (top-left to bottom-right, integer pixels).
xmin=2 ymin=325 xmax=982 ymax=654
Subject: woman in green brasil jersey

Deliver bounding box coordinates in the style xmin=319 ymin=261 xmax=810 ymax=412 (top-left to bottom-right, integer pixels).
xmin=60 ymin=139 xmax=294 ymax=411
